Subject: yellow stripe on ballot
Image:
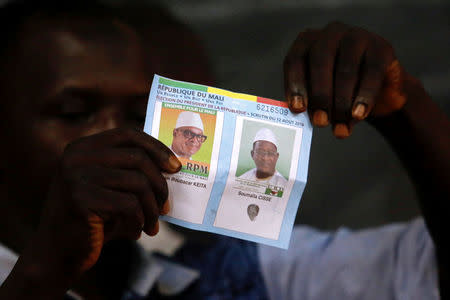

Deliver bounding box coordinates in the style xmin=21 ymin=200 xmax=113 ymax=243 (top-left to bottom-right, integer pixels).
xmin=207 ymin=87 xmax=257 ymax=102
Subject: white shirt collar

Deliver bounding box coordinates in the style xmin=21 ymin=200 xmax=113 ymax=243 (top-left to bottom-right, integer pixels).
xmin=170 ymin=146 xmax=192 ymax=160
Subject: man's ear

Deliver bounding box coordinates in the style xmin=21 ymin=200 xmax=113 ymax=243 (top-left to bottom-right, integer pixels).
xmin=251 ymin=150 xmax=254 ymax=158
xmin=173 ymin=129 xmax=177 ymax=137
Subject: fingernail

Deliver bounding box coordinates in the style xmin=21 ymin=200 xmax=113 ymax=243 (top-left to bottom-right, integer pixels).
xmin=168 ymin=155 xmax=182 ymax=172
xmin=161 ymin=200 xmax=170 ymax=215
xmin=352 ymin=103 xmax=367 ymax=120
xmin=313 ymin=110 xmax=329 ymax=127
xmin=333 ymin=123 xmax=351 ymax=139
xmin=149 ymin=221 xmax=159 ymax=236
xmin=290 ymin=95 xmax=306 ymax=112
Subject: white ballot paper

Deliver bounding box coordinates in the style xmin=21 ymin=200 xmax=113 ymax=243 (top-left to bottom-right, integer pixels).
xmin=144 ymin=75 xmax=312 ymax=248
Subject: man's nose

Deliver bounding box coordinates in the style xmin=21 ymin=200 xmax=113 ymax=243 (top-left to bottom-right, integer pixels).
xmin=188 ymin=136 xmax=201 ymax=145
xmin=85 ymin=108 xmax=123 ymax=136
xmin=261 ymin=156 xmax=269 ymax=161
xmin=102 ymin=116 xmax=121 ymax=131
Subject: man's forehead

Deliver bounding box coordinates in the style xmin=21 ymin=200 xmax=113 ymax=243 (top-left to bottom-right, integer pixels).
xmin=18 ymin=16 xmax=141 ymax=64
xmin=179 ymin=126 xmax=203 ymax=134
xmin=22 ymin=14 xmax=134 ymax=40
xmin=6 ymin=16 xmax=149 ymax=102
xmin=254 ymin=140 xmax=277 ymax=150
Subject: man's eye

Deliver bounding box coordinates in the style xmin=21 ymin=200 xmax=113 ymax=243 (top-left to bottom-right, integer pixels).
xmin=58 ymin=111 xmax=93 ymax=123
xmin=128 ymin=113 xmax=145 ymax=125
xmin=52 ymin=96 xmax=95 ymax=124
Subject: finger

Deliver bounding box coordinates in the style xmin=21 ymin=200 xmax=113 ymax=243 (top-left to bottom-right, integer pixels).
xmin=333 ymin=28 xmax=368 ymax=124
xmin=353 ymin=37 xmax=395 ymax=120
xmin=73 ymin=166 xmax=164 ymax=229
xmin=72 ymin=166 xmax=151 ymax=195
xmin=161 ymin=200 xmax=170 ymax=215
xmin=118 ymin=148 xmax=168 ymax=212
xmin=101 ymin=188 xmax=159 ymax=237
xmin=103 ymin=207 xmax=145 ymax=241
xmin=141 ymin=190 xmax=160 ymax=236
xmin=73 ymin=182 xmax=145 ymax=241
xmin=65 ymin=148 xmax=169 ymax=210
xmin=67 ymin=128 xmax=181 ymax=173
xmin=308 ymin=22 xmax=349 ymax=127
xmin=147 ymin=220 xmax=160 ymax=236
xmin=284 ymin=29 xmax=318 ymax=113
xmin=332 ymin=119 xmax=358 ymax=139
xmin=137 ymin=157 xmax=168 ymax=213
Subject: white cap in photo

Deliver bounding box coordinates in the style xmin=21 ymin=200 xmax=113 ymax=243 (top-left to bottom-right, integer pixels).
xmin=175 ymin=111 xmax=204 ymax=131
xmin=253 ymin=128 xmax=278 ymax=149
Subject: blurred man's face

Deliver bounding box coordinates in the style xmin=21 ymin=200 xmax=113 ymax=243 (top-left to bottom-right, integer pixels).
xmin=251 ymin=141 xmax=279 ymax=178
xmin=171 ymin=126 xmax=205 ymax=158
xmin=0 ymin=17 xmax=150 ymax=228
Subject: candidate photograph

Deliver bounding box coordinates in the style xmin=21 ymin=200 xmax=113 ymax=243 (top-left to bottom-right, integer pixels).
xmin=170 ymin=111 xmax=207 ymax=160
xmin=236 ymin=120 xmax=296 ymax=189
xmin=214 ymin=120 xmax=298 ymax=239
xmin=158 ymin=107 xmax=217 ymax=170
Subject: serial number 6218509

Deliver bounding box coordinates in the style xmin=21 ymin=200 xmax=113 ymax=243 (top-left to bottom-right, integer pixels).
xmin=256 ymin=104 xmax=289 ymax=116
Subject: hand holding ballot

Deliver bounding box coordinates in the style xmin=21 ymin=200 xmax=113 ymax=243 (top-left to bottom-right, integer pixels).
xmin=142 ymin=22 xmax=432 ymax=248
xmin=284 ymin=22 xmax=406 ymax=138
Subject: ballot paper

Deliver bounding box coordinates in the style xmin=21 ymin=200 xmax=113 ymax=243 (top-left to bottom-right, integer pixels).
xmin=144 ymin=75 xmax=312 ymax=248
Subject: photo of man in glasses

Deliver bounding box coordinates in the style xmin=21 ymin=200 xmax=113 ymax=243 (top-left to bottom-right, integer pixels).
xmin=171 ymin=111 xmax=207 ymax=159
xmin=239 ymin=128 xmax=287 ymax=187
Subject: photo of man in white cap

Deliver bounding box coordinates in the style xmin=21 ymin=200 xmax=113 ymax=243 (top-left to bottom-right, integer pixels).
xmin=239 ymin=128 xmax=287 ymax=186
xmin=171 ymin=111 xmax=207 ymax=159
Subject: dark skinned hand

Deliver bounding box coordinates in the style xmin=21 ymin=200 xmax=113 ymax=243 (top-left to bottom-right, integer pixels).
xmin=22 ymin=128 xmax=181 ymax=287
xmin=284 ymin=22 xmax=406 ymax=136
xmin=284 ymin=22 xmax=450 ymax=299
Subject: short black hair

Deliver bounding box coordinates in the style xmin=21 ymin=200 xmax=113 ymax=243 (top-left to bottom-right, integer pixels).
xmin=0 ymin=0 xmax=120 ymax=66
